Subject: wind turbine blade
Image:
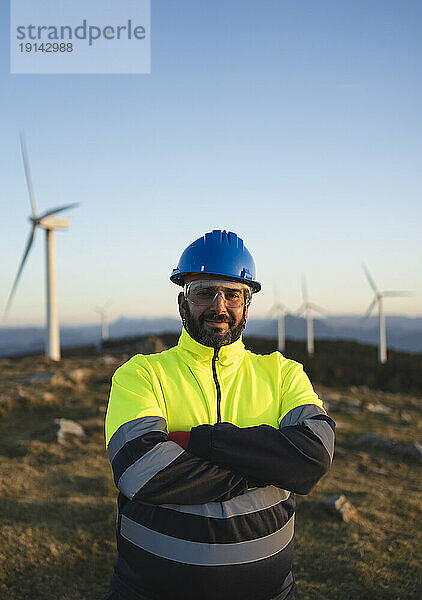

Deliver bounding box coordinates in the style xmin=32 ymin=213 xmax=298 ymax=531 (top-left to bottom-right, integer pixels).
xmin=301 ymin=275 xmax=308 ymax=303
xmin=382 ymin=290 xmax=413 ymax=297
xmin=93 ymin=300 xmax=112 ymax=314
xmin=20 ymin=133 xmax=38 ymax=218
xmin=361 ymin=263 xmax=379 ymax=294
xmin=362 ymin=298 xmax=377 ymax=321
xmin=38 ymin=203 xmax=79 ymax=220
xmin=3 ymin=225 xmax=37 ymax=318
xmin=295 ymin=304 xmax=306 ymax=317
xmin=309 ymin=302 xmax=327 ymax=316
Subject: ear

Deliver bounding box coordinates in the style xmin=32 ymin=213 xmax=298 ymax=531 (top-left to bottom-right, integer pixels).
xmin=178 ymin=292 xmax=186 ymax=320
xmin=244 ymin=303 xmax=250 ymax=321
xmin=243 ymin=289 xmax=252 ymax=321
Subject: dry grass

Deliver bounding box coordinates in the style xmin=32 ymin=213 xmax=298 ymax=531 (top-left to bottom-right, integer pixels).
xmin=0 ymin=354 xmax=421 ymax=599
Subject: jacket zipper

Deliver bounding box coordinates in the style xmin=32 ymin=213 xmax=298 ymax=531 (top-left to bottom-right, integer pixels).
xmin=212 ymin=348 xmax=222 ymax=423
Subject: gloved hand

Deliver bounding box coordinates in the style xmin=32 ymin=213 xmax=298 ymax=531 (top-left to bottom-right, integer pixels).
xmin=167 ymin=430 xmax=190 ymax=450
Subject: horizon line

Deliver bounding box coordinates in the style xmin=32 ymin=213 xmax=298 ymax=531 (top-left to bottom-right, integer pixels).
xmin=2 ymin=311 xmax=422 ymax=330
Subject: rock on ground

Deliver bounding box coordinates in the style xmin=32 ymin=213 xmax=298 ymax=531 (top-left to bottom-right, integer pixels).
xmin=323 ymin=495 xmax=358 ymax=523
xmin=20 ymin=372 xmax=66 ymax=386
xmin=393 ymin=441 xmax=422 ymax=460
xmin=66 ymin=368 xmax=92 ymax=384
xmin=101 ymin=355 xmax=118 ymax=366
xmin=366 ymin=402 xmax=391 ymax=414
xmin=355 ymin=434 xmax=422 ymax=461
xmin=54 ymin=418 xmax=86 ymax=445
xmin=355 ymin=433 xmax=394 ymax=449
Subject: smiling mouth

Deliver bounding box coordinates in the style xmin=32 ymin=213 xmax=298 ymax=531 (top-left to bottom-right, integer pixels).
xmin=204 ymin=320 xmax=229 ymax=327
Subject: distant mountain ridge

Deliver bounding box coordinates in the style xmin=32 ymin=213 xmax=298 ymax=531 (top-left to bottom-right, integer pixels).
xmin=1 ymin=315 xmax=421 ymax=357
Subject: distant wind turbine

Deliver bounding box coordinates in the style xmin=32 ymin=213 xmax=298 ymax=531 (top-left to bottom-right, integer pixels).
xmin=93 ymin=301 xmax=111 ymax=347
xmin=295 ymin=276 xmax=325 ymax=356
xmin=3 ymin=134 xmax=79 ymax=361
xmin=268 ymin=285 xmax=288 ymax=353
xmin=361 ymin=263 xmax=412 ymax=364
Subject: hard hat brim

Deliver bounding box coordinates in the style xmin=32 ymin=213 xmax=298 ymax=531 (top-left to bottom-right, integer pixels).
xmin=170 ymin=270 xmax=261 ymax=293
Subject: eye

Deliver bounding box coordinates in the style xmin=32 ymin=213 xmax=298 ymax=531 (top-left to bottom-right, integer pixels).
xmin=225 ymin=290 xmax=242 ymax=300
xmin=195 ymin=289 xmax=214 ymax=298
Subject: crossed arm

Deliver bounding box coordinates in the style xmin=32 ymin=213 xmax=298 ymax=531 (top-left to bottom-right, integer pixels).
xmin=107 ymin=384 xmax=335 ymax=507
xmin=187 ymin=407 xmax=335 ymax=495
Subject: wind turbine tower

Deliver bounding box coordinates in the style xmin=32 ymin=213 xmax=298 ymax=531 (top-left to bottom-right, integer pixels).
xmin=296 ymin=276 xmax=325 ymax=356
xmin=362 ymin=264 xmax=411 ymax=364
xmin=93 ymin=302 xmax=111 ymax=346
xmin=269 ymin=286 xmax=288 ymax=353
xmin=4 ymin=135 xmax=79 ymax=361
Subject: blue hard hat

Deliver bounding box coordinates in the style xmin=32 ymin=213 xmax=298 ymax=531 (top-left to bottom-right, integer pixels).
xmin=170 ymin=229 xmax=261 ymax=293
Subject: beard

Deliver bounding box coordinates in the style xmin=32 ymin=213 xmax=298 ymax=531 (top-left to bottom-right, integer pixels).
xmin=184 ymin=303 xmax=247 ymax=349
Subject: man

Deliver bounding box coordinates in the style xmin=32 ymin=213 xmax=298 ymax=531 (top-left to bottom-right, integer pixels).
xmin=103 ymin=229 xmax=335 ymax=600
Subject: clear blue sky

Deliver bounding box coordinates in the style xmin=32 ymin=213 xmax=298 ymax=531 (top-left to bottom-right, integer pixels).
xmin=1 ymin=0 xmax=421 ymax=326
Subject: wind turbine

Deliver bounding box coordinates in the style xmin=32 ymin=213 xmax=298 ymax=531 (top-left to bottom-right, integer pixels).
xmin=361 ymin=263 xmax=411 ymax=364
xmin=93 ymin=301 xmax=111 ymax=348
xmin=3 ymin=134 xmax=78 ymax=361
xmin=295 ymin=276 xmax=325 ymax=356
xmin=268 ymin=285 xmax=288 ymax=352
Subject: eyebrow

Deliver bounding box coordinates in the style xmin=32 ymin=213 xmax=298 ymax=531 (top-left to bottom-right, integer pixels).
xmin=193 ymin=284 xmax=245 ymax=291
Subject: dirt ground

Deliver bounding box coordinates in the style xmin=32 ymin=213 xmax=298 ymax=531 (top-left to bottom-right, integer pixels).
xmin=0 ymin=353 xmax=420 ymax=599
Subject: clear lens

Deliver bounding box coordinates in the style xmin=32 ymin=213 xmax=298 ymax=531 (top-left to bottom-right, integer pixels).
xmin=185 ymin=280 xmax=251 ymax=308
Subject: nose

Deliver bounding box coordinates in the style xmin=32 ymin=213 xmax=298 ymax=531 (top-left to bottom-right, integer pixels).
xmin=211 ymin=291 xmax=228 ymax=312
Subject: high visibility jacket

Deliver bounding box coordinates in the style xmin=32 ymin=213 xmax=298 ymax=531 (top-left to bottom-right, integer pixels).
xmin=105 ymin=328 xmax=335 ymax=600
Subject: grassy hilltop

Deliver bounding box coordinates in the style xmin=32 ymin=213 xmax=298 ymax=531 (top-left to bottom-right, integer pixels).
xmin=0 ymin=335 xmax=421 ymax=600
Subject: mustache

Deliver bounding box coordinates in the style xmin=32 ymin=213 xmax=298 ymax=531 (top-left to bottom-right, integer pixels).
xmin=199 ymin=312 xmax=234 ymax=325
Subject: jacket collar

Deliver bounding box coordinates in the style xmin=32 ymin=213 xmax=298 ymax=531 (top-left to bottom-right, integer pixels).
xmin=177 ymin=327 xmax=245 ymax=368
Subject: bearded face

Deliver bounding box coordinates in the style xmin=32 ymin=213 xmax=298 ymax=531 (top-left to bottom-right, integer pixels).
xmin=183 ymin=301 xmax=247 ymax=348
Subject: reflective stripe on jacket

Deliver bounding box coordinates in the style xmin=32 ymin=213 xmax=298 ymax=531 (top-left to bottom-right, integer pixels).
xmin=105 ymin=328 xmax=335 ymax=600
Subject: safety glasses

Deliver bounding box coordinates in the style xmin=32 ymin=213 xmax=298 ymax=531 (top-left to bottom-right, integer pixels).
xmin=184 ymin=280 xmax=252 ymax=308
